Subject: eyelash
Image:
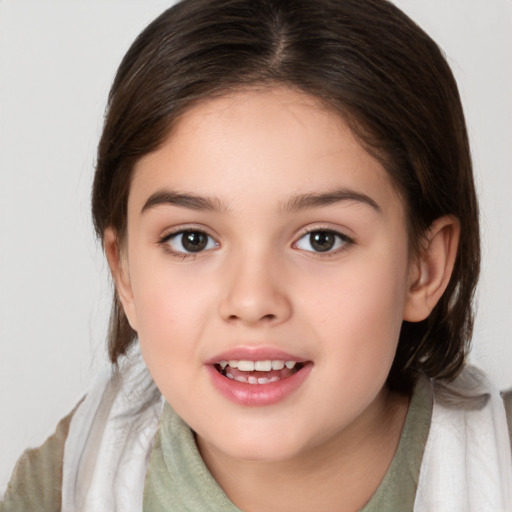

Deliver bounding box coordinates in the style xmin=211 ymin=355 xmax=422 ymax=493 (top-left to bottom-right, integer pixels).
xmin=157 ymin=228 xmax=219 ymax=259
xmin=293 ymin=228 xmax=354 ymax=256
xmin=157 ymin=227 xmax=354 ymax=259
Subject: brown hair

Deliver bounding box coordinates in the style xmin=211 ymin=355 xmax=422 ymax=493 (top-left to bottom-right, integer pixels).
xmin=92 ymin=0 xmax=480 ymax=393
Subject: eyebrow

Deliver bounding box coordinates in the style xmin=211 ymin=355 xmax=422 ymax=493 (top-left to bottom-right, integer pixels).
xmin=141 ymin=187 xmax=381 ymax=215
xmin=282 ymin=189 xmax=381 ymax=213
xmin=141 ymin=190 xmax=229 ymax=214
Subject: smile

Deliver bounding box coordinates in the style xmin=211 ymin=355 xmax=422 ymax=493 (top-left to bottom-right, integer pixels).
xmin=215 ymin=360 xmax=304 ymax=385
xmin=207 ymin=350 xmax=312 ymax=406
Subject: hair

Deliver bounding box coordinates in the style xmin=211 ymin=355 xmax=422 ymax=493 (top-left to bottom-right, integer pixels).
xmin=91 ymin=0 xmax=480 ymax=393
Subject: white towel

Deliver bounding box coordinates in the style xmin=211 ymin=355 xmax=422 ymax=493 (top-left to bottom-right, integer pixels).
xmin=61 ymin=347 xmax=163 ymax=512
xmin=415 ymin=366 xmax=512 ymax=511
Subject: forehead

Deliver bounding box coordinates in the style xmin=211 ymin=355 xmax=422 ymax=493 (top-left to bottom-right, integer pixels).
xmin=130 ymin=86 xmax=403 ymax=216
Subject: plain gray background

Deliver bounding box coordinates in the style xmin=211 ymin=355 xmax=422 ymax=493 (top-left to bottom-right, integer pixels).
xmin=1 ymin=0 xmax=511 ymax=490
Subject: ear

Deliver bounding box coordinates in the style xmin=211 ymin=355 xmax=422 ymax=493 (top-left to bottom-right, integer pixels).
xmin=403 ymin=215 xmax=460 ymax=322
xmin=104 ymin=228 xmax=138 ymax=331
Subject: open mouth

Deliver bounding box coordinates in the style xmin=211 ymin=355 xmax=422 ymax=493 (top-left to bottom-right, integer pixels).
xmin=214 ymin=359 xmax=306 ymax=385
xmin=208 ymin=356 xmax=313 ymax=405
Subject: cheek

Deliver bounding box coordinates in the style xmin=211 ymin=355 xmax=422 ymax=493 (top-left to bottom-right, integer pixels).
xmin=298 ymin=251 xmax=409 ymax=368
xmin=293 ymin=256 xmax=408 ymax=429
xmin=132 ymin=274 xmax=211 ymax=409
xmin=128 ymin=257 xmax=214 ymax=377
xmin=130 ymin=249 xmax=210 ymax=325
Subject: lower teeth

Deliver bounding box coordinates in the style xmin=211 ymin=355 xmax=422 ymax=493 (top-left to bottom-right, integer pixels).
xmin=218 ymin=363 xmax=304 ymax=384
xmin=223 ymin=370 xmax=280 ymax=384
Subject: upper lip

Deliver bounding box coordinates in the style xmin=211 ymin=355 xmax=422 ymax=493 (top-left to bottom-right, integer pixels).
xmin=204 ymin=346 xmax=309 ymax=365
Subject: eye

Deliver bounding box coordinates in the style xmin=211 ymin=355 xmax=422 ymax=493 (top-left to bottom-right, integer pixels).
xmin=164 ymin=230 xmax=218 ymax=254
xmin=294 ymin=229 xmax=351 ymax=253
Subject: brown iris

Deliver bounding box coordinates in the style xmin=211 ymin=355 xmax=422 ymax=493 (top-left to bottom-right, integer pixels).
xmin=181 ymin=231 xmax=208 ymax=252
xmin=309 ymin=231 xmax=336 ymax=252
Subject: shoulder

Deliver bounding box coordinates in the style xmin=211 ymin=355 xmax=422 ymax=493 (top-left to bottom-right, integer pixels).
xmin=427 ymin=365 xmax=512 ymax=470
xmin=61 ymin=350 xmax=162 ymax=510
xmin=428 ymin=366 xmax=512 ymax=468
xmin=0 ymin=400 xmax=82 ymax=512
xmin=415 ymin=367 xmax=512 ymax=510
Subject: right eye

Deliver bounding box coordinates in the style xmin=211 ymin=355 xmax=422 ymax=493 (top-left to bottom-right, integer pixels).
xmin=164 ymin=230 xmax=218 ymax=254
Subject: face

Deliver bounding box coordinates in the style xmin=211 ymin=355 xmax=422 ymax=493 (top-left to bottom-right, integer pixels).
xmin=115 ymin=87 xmax=417 ymax=463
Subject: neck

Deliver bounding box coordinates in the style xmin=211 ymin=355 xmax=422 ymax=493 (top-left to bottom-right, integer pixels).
xmin=197 ymin=387 xmax=409 ymax=512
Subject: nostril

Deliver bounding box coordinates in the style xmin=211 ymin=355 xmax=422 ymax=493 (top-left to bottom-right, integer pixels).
xmin=226 ymin=313 xmax=276 ymax=322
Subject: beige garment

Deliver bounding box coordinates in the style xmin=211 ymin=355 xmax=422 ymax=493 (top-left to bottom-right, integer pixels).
xmin=0 ymin=404 xmax=77 ymax=512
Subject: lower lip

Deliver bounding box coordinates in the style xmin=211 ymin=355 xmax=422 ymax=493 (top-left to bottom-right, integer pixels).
xmin=206 ymin=364 xmax=313 ymax=406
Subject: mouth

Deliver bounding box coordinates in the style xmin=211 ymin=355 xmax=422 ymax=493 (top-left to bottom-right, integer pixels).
xmin=214 ymin=359 xmax=306 ymax=385
xmin=206 ymin=348 xmax=313 ymax=406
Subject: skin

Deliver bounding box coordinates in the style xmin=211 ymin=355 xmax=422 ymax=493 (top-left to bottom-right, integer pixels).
xmin=106 ymin=87 xmax=459 ymax=511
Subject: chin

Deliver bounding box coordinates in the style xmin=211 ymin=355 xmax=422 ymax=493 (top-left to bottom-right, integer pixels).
xmin=198 ymin=423 xmax=315 ymax=464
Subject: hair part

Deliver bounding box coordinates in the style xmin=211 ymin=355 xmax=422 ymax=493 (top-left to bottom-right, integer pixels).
xmin=92 ymin=0 xmax=480 ymax=393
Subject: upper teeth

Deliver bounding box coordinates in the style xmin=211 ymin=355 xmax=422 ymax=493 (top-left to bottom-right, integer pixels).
xmin=219 ymin=360 xmax=296 ymax=371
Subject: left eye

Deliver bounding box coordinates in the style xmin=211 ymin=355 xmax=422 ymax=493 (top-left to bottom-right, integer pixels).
xmin=294 ymin=230 xmax=349 ymax=253
xmin=165 ymin=230 xmax=218 ymax=253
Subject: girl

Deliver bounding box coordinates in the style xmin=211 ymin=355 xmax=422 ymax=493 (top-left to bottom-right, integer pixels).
xmin=2 ymin=0 xmax=511 ymax=510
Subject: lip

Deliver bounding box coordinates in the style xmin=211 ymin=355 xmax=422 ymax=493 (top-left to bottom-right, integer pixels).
xmin=204 ymin=346 xmax=308 ymax=365
xmin=205 ymin=346 xmax=313 ymax=407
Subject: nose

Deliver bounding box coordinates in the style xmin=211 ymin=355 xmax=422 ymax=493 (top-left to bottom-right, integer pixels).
xmin=218 ymin=252 xmax=293 ymax=327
